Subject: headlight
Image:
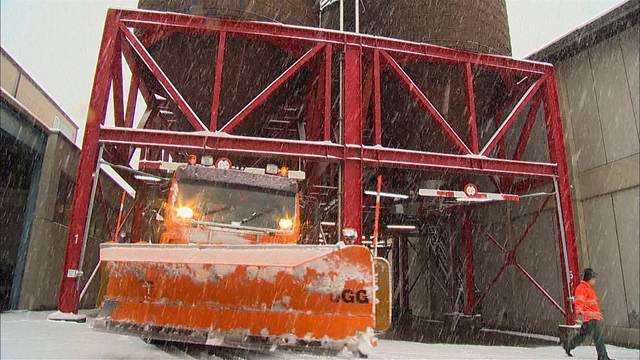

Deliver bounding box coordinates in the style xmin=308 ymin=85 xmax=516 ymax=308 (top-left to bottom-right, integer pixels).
xmin=176 ymin=207 xmax=194 ymax=219
xmin=342 ymin=228 xmax=358 ymax=241
xmin=278 ymin=218 xmax=293 ymax=230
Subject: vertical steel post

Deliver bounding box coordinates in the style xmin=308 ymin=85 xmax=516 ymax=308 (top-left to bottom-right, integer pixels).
xmin=57 ymin=10 xmax=119 ymax=314
xmin=542 ymin=68 xmax=579 ymax=325
xmin=373 ymin=49 xmax=382 ymax=145
xmin=324 ymin=45 xmax=332 ymax=141
xmin=210 ymin=31 xmax=226 ymax=130
xmin=76 ymin=146 xmax=104 ymax=295
xmin=448 ymin=223 xmax=457 ymax=310
xmin=400 ymin=235 xmax=410 ymax=312
xmin=463 ymin=63 xmax=478 ymax=153
xmin=462 ymin=209 xmax=476 ymax=314
xmin=372 ymin=175 xmax=382 ymax=257
xmin=392 ymin=237 xmax=400 ymax=320
xmin=342 ymin=45 xmax=363 ymax=243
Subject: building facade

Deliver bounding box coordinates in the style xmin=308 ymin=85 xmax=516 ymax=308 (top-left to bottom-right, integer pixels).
xmin=1 ymin=47 xmax=129 ymax=311
xmin=529 ymin=1 xmax=639 ymax=345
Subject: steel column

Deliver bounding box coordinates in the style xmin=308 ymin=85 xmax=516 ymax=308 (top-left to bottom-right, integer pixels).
xmin=542 ymin=68 xmax=579 ymax=324
xmin=210 ymin=32 xmax=226 ymax=130
xmin=341 ymin=45 xmax=363 ymax=242
xmin=124 ymin=71 xmax=139 ymax=128
xmin=463 ymin=63 xmax=479 ymax=153
xmin=462 ymin=209 xmax=475 ymax=314
xmin=373 ymin=49 xmax=381 ymax=145
xmin=400 ymin=235 xmax=410 ymax=312
xmin=324 ymin=44 xmax=332 ymax=141
xmin=57 ymin=10 xmax=119 ymax=314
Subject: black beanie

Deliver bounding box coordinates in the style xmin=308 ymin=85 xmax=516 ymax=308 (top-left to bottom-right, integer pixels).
xmin=583 ymin=268 xmax=597 ymax=281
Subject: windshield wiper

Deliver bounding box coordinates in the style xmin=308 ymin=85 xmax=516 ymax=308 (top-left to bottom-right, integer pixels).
xmin=202 ymin=205 xmax=230 ymax=216
xmin=240 ymin=208 xmax=275 ymax=225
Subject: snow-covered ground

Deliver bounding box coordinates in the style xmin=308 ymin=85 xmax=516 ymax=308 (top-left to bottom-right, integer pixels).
xmin=1 ymin=311 xmax=638 ymax=360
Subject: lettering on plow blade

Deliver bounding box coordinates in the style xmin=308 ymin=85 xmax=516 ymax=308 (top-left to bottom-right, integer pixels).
xmin=330 ymin=289 xmax=369 ymax=304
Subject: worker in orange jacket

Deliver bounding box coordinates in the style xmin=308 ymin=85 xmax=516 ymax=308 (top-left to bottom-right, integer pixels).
xmin=562 ymin=268 xmax=614 ymax=360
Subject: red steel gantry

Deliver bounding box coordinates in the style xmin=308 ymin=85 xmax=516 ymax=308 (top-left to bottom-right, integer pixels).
xmin=56 ymin=8 xmax=580 ymax=326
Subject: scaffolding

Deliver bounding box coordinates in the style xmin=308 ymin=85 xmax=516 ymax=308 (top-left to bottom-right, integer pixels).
xmin=56 ymin=8 xmax=580 ymax=327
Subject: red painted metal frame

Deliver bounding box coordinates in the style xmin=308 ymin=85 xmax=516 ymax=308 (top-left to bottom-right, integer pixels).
xmin=220 ymin=43 xmax=325 ymax=133
xmin=380 ymin=50 xmax=472 ymax=155
xmin=56 ymin=8 xmax=579 ymax=327
xmin=209 ymin=32 xmax=226 ymax=130
xmin=474 ymin=195 xmax=567 ymax=316
xmin=464 ymin=63 xmax=479 ymax=154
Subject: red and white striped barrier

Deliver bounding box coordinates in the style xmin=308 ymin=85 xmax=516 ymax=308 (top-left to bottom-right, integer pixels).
xmin=418 ymin=185 xmax=519 ymax=202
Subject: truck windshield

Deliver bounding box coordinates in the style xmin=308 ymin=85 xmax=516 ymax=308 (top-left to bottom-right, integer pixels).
xmin=175 ymin=180 xmax=296 ymax=230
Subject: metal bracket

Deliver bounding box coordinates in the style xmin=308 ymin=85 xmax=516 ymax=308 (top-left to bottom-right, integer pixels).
xmin=67 ymin=269 xmax=84 ymax=278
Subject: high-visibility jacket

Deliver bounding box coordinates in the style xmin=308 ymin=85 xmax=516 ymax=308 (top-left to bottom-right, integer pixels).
xmin=574 ymin=280 xmax=603 ymax=321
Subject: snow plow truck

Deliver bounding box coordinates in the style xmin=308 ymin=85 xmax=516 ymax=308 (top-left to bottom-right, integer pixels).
xmin=95 ymin=158 xmax=391 ymax=357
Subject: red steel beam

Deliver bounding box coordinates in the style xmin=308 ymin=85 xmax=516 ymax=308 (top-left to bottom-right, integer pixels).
xmin=361 ymin=59 xmax=373 ymax=135
xmin=476 ymin=195 xmax=563 ymax=317
xmin=515 ymin=263 xmax=566 ymax=315
xmin=464 ymin=63 xmax=479 ymax=153
xmin=139 ymin=27 xmax=174 ymax=48
xmin=373 ymin=49 xmax=382 ymax=145
xmin=99 ymin=127 xmax=557 ymax=178
xmin=513 ymin=94 xmax=543 ymax=161
xmin=209 ymin=32 xmax=226 ymax=130
xmin=120 ymin=37 xmax=153 ymax=106
xmin=481 ymin=78 xmax=544 ymax=156
xmin=119 ymin=23 xmax=208 ymax=131
xmin=111 ymin=38 xmax=125 ymax=128
xmin=324 ymin=44 xmax=332 ymax=141
xmin=342 ymin=45 xmax=363 ymax=243
xmin=124 ymin=71 xmax=139 ymax=128
xmin=380 ymin=50 xmax=472 ymax=155
xmin=542 ymin=67 xmax=580 ymax=325
xmin=485 ymin=232 xmax=506 ymax=252
xmin=220 ymin=43 xmax=325 ymax=133
xmin=116 ymin=10 xmax=548 ymax=75
xmin=57 ymin=10 xmax=119 ymax=314
xmin=111 ymin=36 xmax=128 ymax=160
xmin=511 ymin=194 xmax=553 ymax=252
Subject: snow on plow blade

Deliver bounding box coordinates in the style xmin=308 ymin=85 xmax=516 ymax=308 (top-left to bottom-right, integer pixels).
xmin=95 ymin=243 xmax=385 ymax=355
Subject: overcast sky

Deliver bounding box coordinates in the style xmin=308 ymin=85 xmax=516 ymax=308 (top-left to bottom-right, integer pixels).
xmin=0 ymin=0 xmax=628 ymax=142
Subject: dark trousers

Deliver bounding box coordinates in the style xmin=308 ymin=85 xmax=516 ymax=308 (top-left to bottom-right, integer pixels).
xmin=567 ymin=320 xmax=609 ymax=359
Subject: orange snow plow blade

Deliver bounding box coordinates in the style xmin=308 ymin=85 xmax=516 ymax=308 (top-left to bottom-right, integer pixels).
xmin=95 ymin=242 xmax=388 ymax=354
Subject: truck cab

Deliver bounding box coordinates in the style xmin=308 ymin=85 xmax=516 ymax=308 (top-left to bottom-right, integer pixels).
xmin=160 ymin=164 xmax=301 ymax=245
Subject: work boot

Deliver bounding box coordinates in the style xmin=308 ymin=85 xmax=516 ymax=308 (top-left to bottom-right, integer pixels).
xmin=561 ymin=342 xmax=572 ymax=357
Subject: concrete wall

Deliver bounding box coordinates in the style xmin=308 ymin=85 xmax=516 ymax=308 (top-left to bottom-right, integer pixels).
xmin=2 ymin=46 xmax=131 ymax=310
xmin=17 ymin=133 xmax=78 ymax=310
xmin=16 ymin=132 xmax=131 ymax=310
xmin=553 ymin=25 xmax=639 ymax=344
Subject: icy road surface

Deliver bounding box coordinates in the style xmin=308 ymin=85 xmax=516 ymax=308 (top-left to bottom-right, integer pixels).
xmin=1 ymin=311 xmax=638 ymax=360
